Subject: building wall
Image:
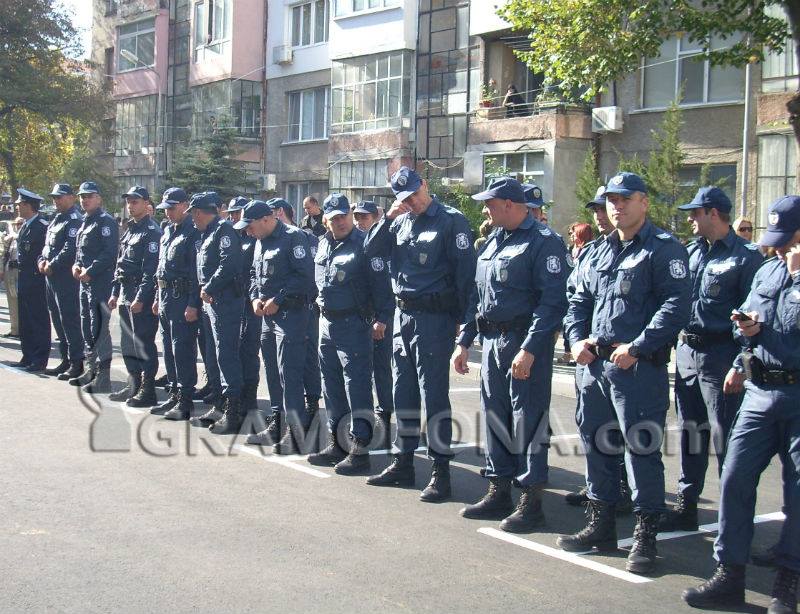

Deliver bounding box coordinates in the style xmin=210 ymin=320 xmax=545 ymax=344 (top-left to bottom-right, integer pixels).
xmin=329 ymin=1 xmax=416 ymax=58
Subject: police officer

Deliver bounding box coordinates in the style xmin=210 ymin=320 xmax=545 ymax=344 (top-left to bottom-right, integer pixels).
xmin=300 ymin=195 xmax=326 ymax=237
xmin=227 ymin=196 xmax=261 ymax=413
xmin=108 ymin=186 xmax=162 ymax=407
xmin=353 ymin=200 xmax=394 ymax=448
xmin=560 ymin=172 xmax=691 ymax=574
xmin=236 ymin=200 xmax=314 ymax=454
xmin=12 ymin=188 xmax=51 ymax=372
xmin=683 ymin=195 xmax=800 ymax=612
xmin=660 ymin=187 xmax=763 ymax=532
xmin=305 ymin=194 xmax=393 ymax=474
xmin=453 ymin=178 xmax=569 ymax=531
xmin=39 ymin=184 xmax=84 ymax=379
xmin=151 ymin=187 xmax=199 ymax=420
xmin=364 ymin=166 xmax=476 ymax=502
xmin=187 ymin=192 xmax=245 ymax=434
xmin=69 ymin=182 xmax=119 ymax=393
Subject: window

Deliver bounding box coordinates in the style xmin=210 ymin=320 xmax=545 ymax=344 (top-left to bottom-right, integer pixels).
xmin=334 ymin=0 xmax=399 ymax=16
xmin=291 ymin=0 xmax=328 ymax=47
xmin=762 ymin=5 xmax=798 ymax=93
xmin=105 ymin=0 xmax=118 ymax=16
xmin=641 ymin=36 xmax=745 ymax=108
xmin=757 ymin=133 xmax=797 ymax=230
xmin=286 ymin=181 xmax=328 ymax=222
xmin=329 ymin=159 xmax=390 ymax=190
xmin=117 ymin=18 xmax=155 ymax=72
xmin=678 ymin=164 xmax=738 ymax=199
xmin=483 ymin=152 xmax=545 ymax=187
xmin=192 ymin=80 xmax=262 ymax=138
xmin=115 ymin=95 xmax=158 ymax=156
xmin=194 ymin=0 xmax=231 ymax=60
xmin=288 ymin=88 xmax=328 ymax=142
xmin=331 ymin=51 xmax=411 ymax=134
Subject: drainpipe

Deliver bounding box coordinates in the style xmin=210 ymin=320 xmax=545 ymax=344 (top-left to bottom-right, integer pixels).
xmin=740 ymin=59 xmax=752 ymax=218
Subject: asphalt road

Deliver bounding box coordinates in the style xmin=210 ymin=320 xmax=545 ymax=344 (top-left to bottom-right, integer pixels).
xmin=0 ymin=290 xmax=786 ymax=613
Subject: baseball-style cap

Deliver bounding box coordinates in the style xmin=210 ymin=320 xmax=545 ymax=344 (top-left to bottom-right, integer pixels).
xmin=760 ymin=195 xmax=800 ymax=247
xmin=267 ymin=198 xmax=294 ymax=221
xmin=390 ymin=166 xmax=423 ymax=201
xmin=586 ymin=186 xmax=607 ymax=209
xmin=227 ymin=196 xmax=250 ymax=213
xmin=353 ymin=200 xmax=379 ymax=215
xmin=15 ymin=188 xmax=44 ymax=204
xmin=602 ymin=172 xmax=648 ymax=197
xmin=77 ymin=181 xmax=101 ymax=195
xmin=186 ymin=192 xmax=220 ymax=212
xmin=678 ymin=186 xmax=733 ymax=213
xmin=156 ymin=187 xmax=188 ymax=209
xmin=233 ymin=200 xmax=273 ymax=229
xmin=522 ymin=183 xmax=545 ymax=209
xmin=323 ymin=193 xmax=350 ymax=219
xmin=471 ymin=177 xmax=526 ymax=203
xmin=49 ymin=183 xmax=74 ymax=197
xmin=123 ymin=185 xmax=150 ymax=201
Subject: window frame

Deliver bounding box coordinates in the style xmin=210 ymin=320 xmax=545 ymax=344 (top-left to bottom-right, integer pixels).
xmin=194 ymin=0 xmax=232 ymax=61
xmin=757 ymin=132 xmax=797 ymax=231
xmin=116 ymin=17 xmax=156 ymax=73
xmin=482 ymin=151 xmax=545 ymax=188
xmin=290 ymin=0 xmax=329 ymax=49
xmin=334 ymin=0 xmax=400 ymax=18
xmin=114 ymin=95 xmax=158 ymax=156
xmin=287 ymin=87 xmax=329 ymax=143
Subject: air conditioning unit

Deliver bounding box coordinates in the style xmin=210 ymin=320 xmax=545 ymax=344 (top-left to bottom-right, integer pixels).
xmin=260 ymin=173 xmax=277 ymax=191
xmin=592 ymin=106 xmax=624 ymax=133
xmin=273 ymin=44 xmax=293 ymax=65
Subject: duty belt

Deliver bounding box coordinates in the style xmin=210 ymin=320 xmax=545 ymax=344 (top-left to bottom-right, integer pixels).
xmin=320 ymin=306 xmax=360 ymax=320
xmin=592 ymin=343 xmax=672 ymax=366
xmin=281 ymin=294 xmax=308 ymax=310
xmin=679 ymin=330 xmax=733 ymax=350
xmin=741 ymin=352 xmax=800 ymax=386
xmin=396 ymin=291 xmax=456 ymax=314
xmin=476 ymin=314 xmax=529 ymax=335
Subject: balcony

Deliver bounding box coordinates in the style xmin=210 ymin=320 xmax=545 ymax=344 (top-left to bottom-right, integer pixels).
xmin=468 ymin=102 xmax=592 ymax=145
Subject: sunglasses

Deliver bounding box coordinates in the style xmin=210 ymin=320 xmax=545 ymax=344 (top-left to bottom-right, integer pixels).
xmin=739 ymin=226 xmax=753 ymax=232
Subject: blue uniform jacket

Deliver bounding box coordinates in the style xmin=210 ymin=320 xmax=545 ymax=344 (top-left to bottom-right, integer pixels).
xmin=196 ymin=216 xmax=242 ymax=296
xmin=75 ymin=208 xmax=119 ymax=282
xmin=249 ymin=219 xmax=313 ymax=304
xmin=363 ymin=197 xmax=476 ymax=321
xmin=112 ymin=215 xmax=162 ymax=305
xmin=459 ymin=216 xmax=570 ymax=355
xmin=157 ymin=215 xmax=200 ymax=309
xmin=39 ymin=206 xmax=82 ymax=273
xmin=314 ymin=226 xmax=394 ymax=324
xmin=16 ymin=214 xmax=49 ymax=277
xmin=565 ymin=219 xmax=691 ymax=355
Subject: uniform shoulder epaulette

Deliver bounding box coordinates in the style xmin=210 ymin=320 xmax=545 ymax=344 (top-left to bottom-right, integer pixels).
xmin=655 ymin=231 xmax=675 ymax=241
xmin=70 ymin=212 xmax=80 ymax=219
xmin=39 ymin=218 xmax=49 ymax=225
xmin=744 ymin=243 xmax=759 ymax=251
xmin=538 ymin=225 xmax=552 ymax=237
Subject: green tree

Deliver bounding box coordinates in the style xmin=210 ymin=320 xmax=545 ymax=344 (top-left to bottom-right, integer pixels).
xmin=165 ymin=121 xmax=258 ymax=201
xmin=574 ymin=148 xmax=601 ymax=225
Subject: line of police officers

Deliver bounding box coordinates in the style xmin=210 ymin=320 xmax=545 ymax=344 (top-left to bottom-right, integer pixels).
xmin=7 ymin=167 xmax=800 ymax=612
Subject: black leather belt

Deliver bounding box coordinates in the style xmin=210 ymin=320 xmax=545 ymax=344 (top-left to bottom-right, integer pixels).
xmin=281 ymin=295 xmax=308 ymax=309
xmin=742 ymin=352 xmax=800 ymax=386
xmin=321 ymin=306 xmax=360 ymax=320
xmin=592 ymin=343 xmax=671 ymax=366
xmin=396 ymin=292 xmax=456 ymax=314
xmin=477 ymin=315 xmax=529 ymax=335
xmin=679 ymin=330 xmax=733 ymax=350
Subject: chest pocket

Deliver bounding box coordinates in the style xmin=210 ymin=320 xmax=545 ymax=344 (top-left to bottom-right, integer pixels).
xmin=780 ymin=286 xmax=800 ymax=331
xmin=492 ymin=243 xmax=528 ymax=285
xmin=326 ymin=251 xmax=357 ymax=285
xmin=701 ymin=259 xmax=738 ymax=303
xmin=166 ymin=235 xmax=187 ymax=262
xmin=613 ymin=254 xmax=651 ymax=300
xmin=261 ymin=247 xmax=283 ymax=281
xmin=408 ymin=229 xmax=442 ymax=268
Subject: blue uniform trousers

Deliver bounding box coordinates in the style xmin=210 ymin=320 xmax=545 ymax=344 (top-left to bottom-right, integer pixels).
xmin=675 ymin=339 xmax=742 ymax=501
xmin=319 ymin=314 xmax=373 ymax=443
xmin=303 ymin=304 xmax=321 ymax=400
xmin=480 ymin=329 xmax=553 ymax=486
xmin=118 ymin=303 xmax=159 ymax=377
xmin=260 ymin=328 xmax=283 ymax=415
xmin=240 ymin=298 xmax=261 ymax=388
xmin=577 ymin=357 xmax=670 ymax=513
xmin=373 ymin=317 xmax=394 ymax=418
xmin=80 ymin=280 xmax=113 ymax=367
xmin=18 ymin=272 xmax=50 ymax=366
xmin=715 ymin=382 xmax=800 ymax=572
xmin=392 ymin=309 xmax=454 ymax=460
xmin=201 ymin=289 xmax=242 ymax=397
xmin=159 ymin=290 xmax=198 ymax=393
xmin=45 ymin=275 xmax=82 ymax=362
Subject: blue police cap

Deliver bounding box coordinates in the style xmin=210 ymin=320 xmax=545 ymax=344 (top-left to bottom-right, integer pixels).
xmin=123 ymin=185 xmax=150 ymax=201
xmin=186 ymin=192 xmax=220 ymax=212
xmin=353 ymin=200 xmax=379 ymax=215
xmin=761 ymin=195 xmax=800 ymax=247
xmin=14 ymin=188 xmax=44 ymax=204
xmin=602 ymin=172 xmax=648 ymax=197
xmin=323 ymin=193 xmax=350 ymax=219
xmin=156 ymin=187 xmax=188 ymax=209
xmin=267 ymin=198 xmax=294 ymax=221
xmin=49 ymin=183 xmax=74 ymax=197
xmin=585 ymin=186 xmax=607 ymax=209
xmin=77 ymin=181 xmax=101 ymax=195
xmin=678 ymin=186 xmax=732 ymax=213
xmin=472 ymin=177 xmax=526 ymax=203
xmin=523 ymin=183 xmax=545 ymax=208
xmin=233 ymin=200 xmax=273 ymax=229
xmin=390 ymin=166 xmax=423 ymax=201
xmin=227 ymin=196 xmax=250 ymax=213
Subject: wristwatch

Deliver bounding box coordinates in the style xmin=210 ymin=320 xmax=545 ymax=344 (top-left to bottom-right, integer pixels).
xmin=628 ymin=344 xmax=641 ymax=358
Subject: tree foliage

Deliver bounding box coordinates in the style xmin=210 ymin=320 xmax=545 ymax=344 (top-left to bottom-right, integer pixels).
xmin=574 ymin=148 xmax=601 ymax=225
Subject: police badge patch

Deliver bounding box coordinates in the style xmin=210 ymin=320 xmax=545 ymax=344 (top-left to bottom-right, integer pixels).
xmin=397 ymin=175 xmax=408 ymax=187
xmin=670 ymin=259 xmax=687 ymax=279
xmin=419 ymin=252 xmax=428 ymax=264
xmin=371 ymin=257 xmax=384 ymax=272
xmin=149 ymin=242 xmax=158 ymax=253
xmin=546 ymin=255 xmax=561 ymax=274
xmin=68 ymin=228 xmax=78 ymax=238
xmin=337 ymin=270 xmax=346 ymax=282
xmin=293 ymin=245 xmax=306 ymax=259
xmin=533 ymin=188 xmax=542 ymax=199
xmin=611 ymin=175 xmax=624 ymax=185
xmin=310 ymin=246 xmax=317 ymax=258
xmin=620 ymin=280 xmax=632 ymax=294
xmin=455 ymin=232 xmax=469 ymax=250
xmin=220 ymin=236 xmax=231 ymax=249
xmin=769 ymin=212 xmax=779 ymax=226
xmin=101 ymin=226 xmax=111 ymax=237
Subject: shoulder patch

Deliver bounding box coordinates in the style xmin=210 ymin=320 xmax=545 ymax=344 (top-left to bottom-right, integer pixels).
xmin=539 ymin=227 xmax=552 ymax=237
xmin=669 ymin=259 xmax=687 ymax=279
xmin=371 ymin=257 xmax=385 ymax=272
xmin=455 ymin=232 xmax=470 ymax=250
xmin=68 ymin=228 xmax=78 ymax=238
xmin=293 ymin=245 xmax=306 ymax=259
xmin=310 ymin=245 xmax=317 ymax=258
xmin=546 ymin=254 xmax=562 ymax=274
xmin=148 ymin=241 xmax=158 ymax=253
xmin=220 ymin=235 xmax=231 ymax=249
xmin=101 ymin=226 xmax=111 ymax=237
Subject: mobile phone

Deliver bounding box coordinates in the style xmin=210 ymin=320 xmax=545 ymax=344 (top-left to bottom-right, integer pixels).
xmin=731 ymin=309 xmax=752 ymax=322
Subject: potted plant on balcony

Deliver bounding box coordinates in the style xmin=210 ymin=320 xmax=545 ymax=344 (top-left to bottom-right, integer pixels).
xmin=480 ymin=81 xmax=497 ymax=108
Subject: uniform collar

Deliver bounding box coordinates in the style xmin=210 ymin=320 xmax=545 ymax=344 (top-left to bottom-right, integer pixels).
xmin=85 ymin=207 xmax=105 ymax=220
xmin=424 ymin=197 xmax=441 ymax=217
xmin=22 ymin=213 xmax=39 ymax=228
xmin=178 ymin=215 xmax=194 ymax=232
xmin=127 ymin=215 xmax=150 ymax=230
xmin=517 ymin=215 xmax=535 ymax=231
xmin=205 ymin=215 xmax=221 ymax=234
xmin=609 ymin=218 xmax=654 ymax=246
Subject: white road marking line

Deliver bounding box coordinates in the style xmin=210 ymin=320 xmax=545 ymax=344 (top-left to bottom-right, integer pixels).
xmin=478 ymin=528 xmax=652 ymax=584
xmin=615 ymin=511 xmax=786 ymax=549
xmin=450 ymin=387 xmax=481 ymax=392
xmin=0 ymin=363 xmax=26 ymax=374
xmin=367 ymin=441 xmax=478 ymax=456
xmin=234 ymin=444 xmax=331 ymax=479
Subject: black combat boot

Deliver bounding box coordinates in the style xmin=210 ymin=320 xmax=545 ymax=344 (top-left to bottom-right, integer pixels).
xmin=45 ymin=359 xmax=70 ymax=376
xmin=83 ymin=365 xmax=111 ymax=394
xmin=626 ymin=512 xmax=659 ymax=574
xmin=241 ymin=383 xmax=258 ymax=412
xmin=59 ymin=360 xmax=84 ymax=381
xmin=565 ymin=486 xmax=589 ymax=506
xmin=109 ymin=373 xmax=141 ymax=402
xmin=682 ymin=563 xmax=745 ymax=608
xmin=500 ymin=485 xmax=546 ymax=533
xmin=769 ymin=566 xmax=799 ymax=614
xmin=69 ymin=362 xmax=96 ymax=387
xmin=246 ymin=412 xmax=282 ymax=446
xmin=375 ymin=411 xmax=392 ymax=450
xmin=127 ymin=374 xmax=157 ymax=408
xmin=209 ymin=396 xmax=244 ymax=434
xmin=308 ymin=432 xmax=347 ymax=466
xmin=557 ymin=500 xmax=618 ymax=552
xmin=420 ymin=460 xmax=451 ymax=502
xmin=366 ymin=453 xmax=415 ymax=487
xmin=617 ymin=477 xmax=633 ymax=516
xmin=152 ymin=387 xmax=179 ymax=415
xmin=154 ymin=374 xmax=169 ymax=389
xmin=460 ymin=477 xmax=514 ymax=520
xmin=164 ymin=392 xmax=194 ymax=421
xmin=273 ymin=424 xmax=301 ymax=455
xmin=190 ymin=396 xmax=224 ymax=427
xmin=193 ymin=373 xmax=211 ymax=400
xmin=659 ymin=492 xmax=698 ymax=532
xmin=334 ymin=439 xmax=371 ymax=475
xmin=202 ymin=389 xmax=217 ymax=405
